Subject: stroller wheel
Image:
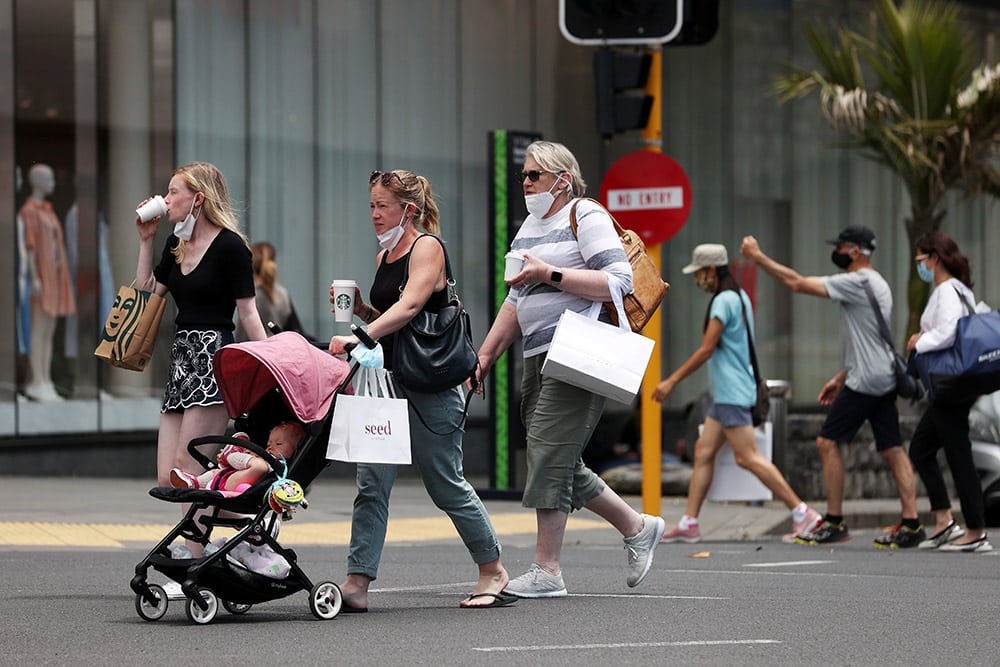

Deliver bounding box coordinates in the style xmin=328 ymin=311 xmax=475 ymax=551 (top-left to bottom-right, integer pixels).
xmin=310 ymin=581 xmax=342 ymax=620
xmin=135 ymin=584 xmax=168 ymax=622
xmin=185 ymin=588 xmax=219 ymax=625
xmin=222 ymin=600 xmax=253 ymax=615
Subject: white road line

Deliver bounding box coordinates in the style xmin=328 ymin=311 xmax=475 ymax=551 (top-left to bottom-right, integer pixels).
xmin=567 ymin=593 xmax=728 ymax=600
xmin=374 ymin=584 xmax=728 ymax=601
xmin=744 ymin=560 xmax=836 ymax=568
xmin=473 ymin=639 xmax=781 ymax=653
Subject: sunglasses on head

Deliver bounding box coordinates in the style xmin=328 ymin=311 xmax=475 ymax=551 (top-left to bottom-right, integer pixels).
xmin=369 ymin=170 xmax=404 ymax=186
xmin=517 ymin=169 xmax=558 ymax=183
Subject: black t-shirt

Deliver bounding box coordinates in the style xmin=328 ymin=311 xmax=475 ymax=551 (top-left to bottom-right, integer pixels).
xmin=153 ymin=229 xmax=255 ymax=331
xmin=370 ymin=238 xmax=450 ymax=370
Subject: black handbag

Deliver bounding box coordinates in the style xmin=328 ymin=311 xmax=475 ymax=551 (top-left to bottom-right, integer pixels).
xmin=740 ymin=297 xmax=770 ymax=427
xmin=392 ymin=234 xmax=479 ymax=393
xmin=860 ymin=277 xmax=924 ymax=401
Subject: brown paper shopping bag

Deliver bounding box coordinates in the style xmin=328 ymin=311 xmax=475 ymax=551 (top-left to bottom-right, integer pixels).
xmin=94 ymin=284 xmax=166 ymax=371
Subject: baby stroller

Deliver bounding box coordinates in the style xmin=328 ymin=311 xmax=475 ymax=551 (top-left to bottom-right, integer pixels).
xmin=130 ymin=332 xmax=355 ymax=624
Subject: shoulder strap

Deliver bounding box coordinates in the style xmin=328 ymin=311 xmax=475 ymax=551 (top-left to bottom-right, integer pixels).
xmin=399 ymin=233 xmax=455 ymax=290
xmin=568 ymin=197 xmax=625 ymax=238
xmin=739 ymin=294 xmax=763 ymax=384
xmin=952 ymin=284 xmax=976 ymax=316
xmin=860 ymin=276 xmax=897 ymax=350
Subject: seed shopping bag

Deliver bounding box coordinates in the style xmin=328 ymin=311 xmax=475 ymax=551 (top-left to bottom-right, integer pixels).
xmin=326 ymin=368 xmax=411 ymax=464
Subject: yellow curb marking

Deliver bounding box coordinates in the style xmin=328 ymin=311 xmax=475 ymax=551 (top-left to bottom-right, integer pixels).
xmin=0 ymin=513 xmax=607 ymax=548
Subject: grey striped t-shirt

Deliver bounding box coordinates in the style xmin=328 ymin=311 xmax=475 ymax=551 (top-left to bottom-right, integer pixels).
xmin=506 ymin=198 xmax=632 ymax=358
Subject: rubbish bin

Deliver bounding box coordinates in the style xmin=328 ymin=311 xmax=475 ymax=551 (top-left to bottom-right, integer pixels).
xmin=767 ymin=380 xmax=791 ymax=473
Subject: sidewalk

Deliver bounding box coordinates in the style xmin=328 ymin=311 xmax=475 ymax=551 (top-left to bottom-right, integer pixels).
xmin=1 ymin=474 xmax=913 ymax=549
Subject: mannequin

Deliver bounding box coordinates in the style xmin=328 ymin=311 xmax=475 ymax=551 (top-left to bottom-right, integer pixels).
xmin=18 ymin=164 xmax=76 ymax=402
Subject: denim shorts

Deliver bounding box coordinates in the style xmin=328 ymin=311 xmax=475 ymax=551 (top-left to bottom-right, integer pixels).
xmin=706 ymin=402 xmax=753 ymax=428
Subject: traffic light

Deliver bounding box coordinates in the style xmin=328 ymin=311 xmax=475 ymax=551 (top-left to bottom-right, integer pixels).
xmin=593 ymin=47 xmax=653 ymax=137
xmin=560 ymin=0 xmax=682 ymax=45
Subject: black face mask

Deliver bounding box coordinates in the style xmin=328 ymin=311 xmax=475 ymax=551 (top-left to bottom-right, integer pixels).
xmin=831 ymin=250 xmax=853 ymax=269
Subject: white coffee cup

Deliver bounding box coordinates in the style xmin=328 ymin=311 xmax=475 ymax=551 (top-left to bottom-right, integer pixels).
xmin=504 ymin=251 xmax=526 ymax=281
xmin=136 ymin=195 xmax=167 ymax=222
xmin=331 ymin=280 xmax=358 ymax=323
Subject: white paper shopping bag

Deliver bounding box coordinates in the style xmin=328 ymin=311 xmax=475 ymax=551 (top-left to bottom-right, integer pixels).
xmin=541 ymin=307 xmax=655 ymax=404
xmin=326 ymin=368 xmax=412 ymax=464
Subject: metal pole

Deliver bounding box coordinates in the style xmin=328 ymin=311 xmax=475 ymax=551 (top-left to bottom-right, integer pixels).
xmin=639 ymin=45 xmax=663 ymax=516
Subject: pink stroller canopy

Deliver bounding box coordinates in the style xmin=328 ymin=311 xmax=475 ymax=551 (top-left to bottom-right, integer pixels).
xmin=214 ymin=332 xmax=351 ymax=423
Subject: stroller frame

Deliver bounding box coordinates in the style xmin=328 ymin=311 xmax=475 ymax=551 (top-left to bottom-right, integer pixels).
xmin=129 ymin=332 xmax=358 ymax=624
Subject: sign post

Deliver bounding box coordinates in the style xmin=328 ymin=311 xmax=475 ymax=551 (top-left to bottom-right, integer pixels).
xmin=599 ymin=145 xmax=692 ymax=517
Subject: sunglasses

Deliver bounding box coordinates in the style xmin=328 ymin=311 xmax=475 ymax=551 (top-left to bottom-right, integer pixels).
xmin=369 ymin=170 xmax=404 ymax=186
xmin=517 ymin=169 xmax=555 ymax=183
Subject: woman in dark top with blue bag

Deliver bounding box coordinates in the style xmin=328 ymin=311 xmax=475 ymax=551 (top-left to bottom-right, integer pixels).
xmin=134 ymin=162 xmax=267 ymax=495
xmin=327 ymin=169 xmax=510 ymax=610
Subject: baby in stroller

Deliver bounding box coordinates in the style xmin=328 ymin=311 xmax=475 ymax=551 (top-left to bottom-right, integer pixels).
xmin=168 ymin=421 xmax=305 ymax=493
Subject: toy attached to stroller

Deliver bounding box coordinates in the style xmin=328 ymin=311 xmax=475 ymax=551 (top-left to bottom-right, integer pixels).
xmin=130 ymin=332 xmax=355 ymax=624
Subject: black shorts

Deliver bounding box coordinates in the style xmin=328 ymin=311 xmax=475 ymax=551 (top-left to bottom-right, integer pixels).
xmin=819 ymin=386 xmax=901 ymax=451
xmin=161 ymin=328 xmax=233 ymax=413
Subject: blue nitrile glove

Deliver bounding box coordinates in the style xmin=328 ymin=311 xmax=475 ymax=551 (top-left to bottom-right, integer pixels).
xmin=350 ymin=342 xmax=384 ymax=369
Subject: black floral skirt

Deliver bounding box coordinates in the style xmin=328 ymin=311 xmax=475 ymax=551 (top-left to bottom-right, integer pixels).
xmin=161 ymin=328 xmax=234 ymax=413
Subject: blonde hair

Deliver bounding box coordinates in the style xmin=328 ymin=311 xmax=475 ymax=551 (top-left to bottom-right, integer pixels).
xmin=369 ymin=169 xmax=441 ymax=235
xmin=252 ymin=241 xmax=278 ymax=303
xmin=170 ymin=162 xmax=248 ymax=263
xmin=525 ymin=140 xmax=587 ymax=197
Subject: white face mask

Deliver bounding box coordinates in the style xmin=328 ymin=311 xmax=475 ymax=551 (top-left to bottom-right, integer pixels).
xmin=174 ymin=197 xmax=199 ymax=241
xmin=524 ymin=174 xmax=566 ymax=219
xmin=377 ymin=206 xmax=409 ymax=251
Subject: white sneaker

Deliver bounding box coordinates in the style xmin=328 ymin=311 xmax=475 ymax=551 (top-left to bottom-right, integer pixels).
xmin=938 ymin=534 xmax=993 ymax=553
xmin=162 ymin=581 xmax=185 ymax=600
xmin=624 ymin=514 xmax=666 ymax=587
xmin=918 ymin=521 xmax=966 ymax=549
xmin=503 ymin=563 xmax=567 ymax=598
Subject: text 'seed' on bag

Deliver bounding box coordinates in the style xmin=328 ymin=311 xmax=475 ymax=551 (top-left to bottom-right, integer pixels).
xmin=94 ymin=284 xmax=166 ymax=371
xmin=326 ymin=368 xmax=411 ymax=465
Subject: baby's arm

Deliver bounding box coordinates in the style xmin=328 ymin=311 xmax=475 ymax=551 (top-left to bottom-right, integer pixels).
xmin=221 ymin=455 xmax=271 ymax=492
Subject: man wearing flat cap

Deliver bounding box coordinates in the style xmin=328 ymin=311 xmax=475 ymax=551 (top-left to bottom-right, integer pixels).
xmin=740 ymin=226 xmax=923 ymax=549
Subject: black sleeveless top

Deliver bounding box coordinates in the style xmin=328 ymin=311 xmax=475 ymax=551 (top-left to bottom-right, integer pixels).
xmin=369 ymin=238 xmax=450 ymax=370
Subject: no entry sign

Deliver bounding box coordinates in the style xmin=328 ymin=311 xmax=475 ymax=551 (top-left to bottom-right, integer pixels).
xmin=599 ymin=150 xmax=692 ymax=246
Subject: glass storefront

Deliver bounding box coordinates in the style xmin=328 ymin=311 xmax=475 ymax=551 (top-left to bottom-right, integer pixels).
xmin=3 ymin=0 xmax=1000 ymax=443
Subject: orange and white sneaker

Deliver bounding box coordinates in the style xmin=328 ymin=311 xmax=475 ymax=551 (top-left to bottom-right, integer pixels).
xmin=783 ymin=507 xmax=822 ymax=544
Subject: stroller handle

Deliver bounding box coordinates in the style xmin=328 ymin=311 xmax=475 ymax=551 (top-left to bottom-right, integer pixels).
xmin=350 ymin=323 xmax=377 ymax=349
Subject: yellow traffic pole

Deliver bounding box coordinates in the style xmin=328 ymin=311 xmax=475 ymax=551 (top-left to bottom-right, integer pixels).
xmin=640 ymin=45 xmax=663 ymax=517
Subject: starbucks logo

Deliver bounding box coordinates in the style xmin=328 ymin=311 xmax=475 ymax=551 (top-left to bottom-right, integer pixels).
xmin=336 ymin=293 xmax=352 ymax=311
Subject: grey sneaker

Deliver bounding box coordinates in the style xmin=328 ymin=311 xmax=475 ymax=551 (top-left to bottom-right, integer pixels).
xmin=503 ymin=563 xmax=567 ymax=598
xmin=624 ymin=514 xmax=666 ymax=587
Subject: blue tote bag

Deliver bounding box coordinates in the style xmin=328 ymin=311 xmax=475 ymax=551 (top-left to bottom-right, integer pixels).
xmin=913 ymin=289 xmax=1000 ymax=403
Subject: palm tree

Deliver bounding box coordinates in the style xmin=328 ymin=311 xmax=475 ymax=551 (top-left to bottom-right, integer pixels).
xmin=775 ymin=0 xmax=1000 ymax=335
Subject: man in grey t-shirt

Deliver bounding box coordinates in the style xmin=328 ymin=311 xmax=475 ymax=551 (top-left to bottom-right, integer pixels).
xmin=741 ymin=226 xmax=923 ymax=549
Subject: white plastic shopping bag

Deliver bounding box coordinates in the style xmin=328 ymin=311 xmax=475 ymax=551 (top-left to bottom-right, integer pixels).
xmin=541 ymin=280 xmax=655 ymax=404
xmin=705 ymin=422 xmax=774 ymax=502
xmin=326 ymin=368 xmax=411 ymax=464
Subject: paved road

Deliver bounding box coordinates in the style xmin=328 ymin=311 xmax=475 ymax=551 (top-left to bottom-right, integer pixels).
xmin=2 ymin=476 xmax=998 ymax=666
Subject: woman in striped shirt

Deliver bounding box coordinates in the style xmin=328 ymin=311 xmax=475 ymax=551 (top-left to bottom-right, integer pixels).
xmin=477 ymin=141 xmax=666 ymax=598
